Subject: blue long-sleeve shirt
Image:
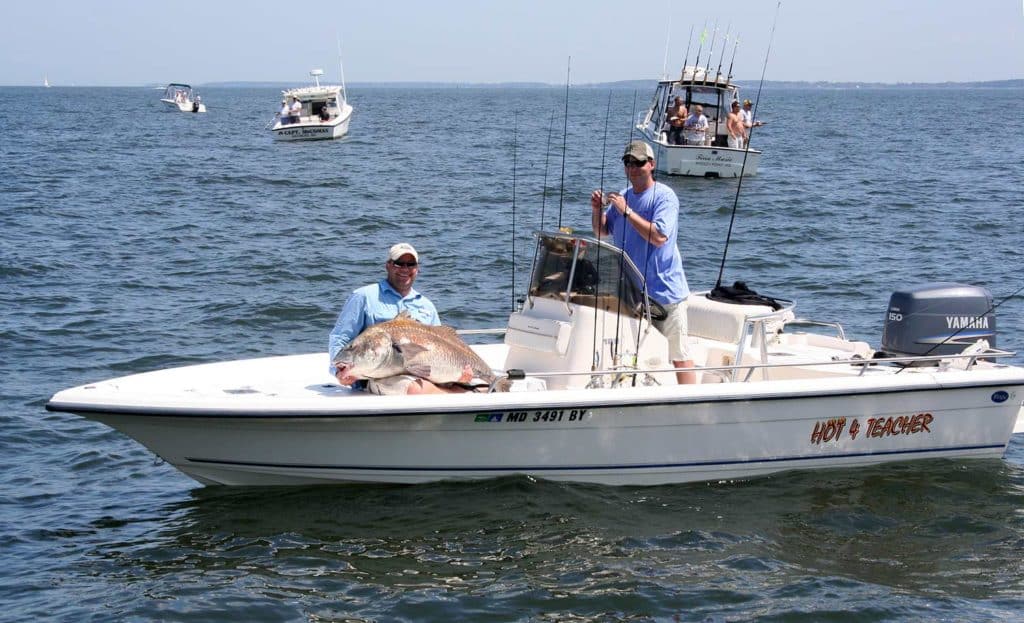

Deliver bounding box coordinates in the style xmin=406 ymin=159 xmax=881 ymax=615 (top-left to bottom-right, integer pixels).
xmin=328 ymin=279 xmax=440 ymax=374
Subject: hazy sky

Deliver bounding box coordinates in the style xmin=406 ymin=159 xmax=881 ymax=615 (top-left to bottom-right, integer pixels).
xmin=3 ymin=0 xmax=1021 ymax=86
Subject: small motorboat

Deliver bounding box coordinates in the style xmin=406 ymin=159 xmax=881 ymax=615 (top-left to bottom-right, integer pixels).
xmin=46 ymin=232 xmax=1024 ymax=487
xmin=160 ymin=83 xmax=206 ymax=113
xmin=637 ymin=65 xmax=761 ymax=178
xmin=271 ymin=69 xmax=353 ymax=141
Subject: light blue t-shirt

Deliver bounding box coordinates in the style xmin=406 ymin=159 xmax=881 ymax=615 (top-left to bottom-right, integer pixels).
xmin=328 ymin=278 xmax=440 ymax=373
xmin=604 ymin=182 xmax=690 ymax=305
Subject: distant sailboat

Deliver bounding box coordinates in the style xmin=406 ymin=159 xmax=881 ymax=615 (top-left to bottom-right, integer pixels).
xmin=44 ymin=75 xmax=50 ymax=88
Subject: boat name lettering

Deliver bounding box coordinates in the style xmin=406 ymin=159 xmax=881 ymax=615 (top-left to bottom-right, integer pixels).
xmin=695 ymin=153 xmax=733 ymax=164
xmin=810 ymin=413 xmax=933 ymax=444
xmin=946 ymin=316 xmax=989 ymax=329
xmin=279 ymin=128 xmax=328 ymax=137
xmin=866 ymin=413 xmax=932 ymax=438
xmin=476 ymin=409 xmax=589 ymax=423
xmin=810 ymin=417 xmax=846 ymax=444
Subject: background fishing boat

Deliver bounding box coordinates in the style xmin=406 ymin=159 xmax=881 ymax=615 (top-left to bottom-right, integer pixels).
xmin=637 ymin=65 xmax=761 ymax=178
xmin=271 ymin=68 xmax=353 ymax=141
xmin=159 ymin=82 xmax=206 ymax=112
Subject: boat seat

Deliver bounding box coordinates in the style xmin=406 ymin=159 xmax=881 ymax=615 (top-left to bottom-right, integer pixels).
xmin=504 ymin=313 xmax=572 ymax=355
xmin=687 ymin=294 xmax=793 ymax=345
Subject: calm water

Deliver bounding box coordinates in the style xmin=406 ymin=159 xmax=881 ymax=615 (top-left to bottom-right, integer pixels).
xmin=2 ymin=84 xmax=1023 ymax=622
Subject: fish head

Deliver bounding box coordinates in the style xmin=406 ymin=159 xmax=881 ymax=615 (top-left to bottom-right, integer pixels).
xmin=332 ymin=330 xmax=407 ymax=380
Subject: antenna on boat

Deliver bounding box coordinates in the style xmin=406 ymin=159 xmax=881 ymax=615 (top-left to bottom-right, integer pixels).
xmin=336 ymin=35 xmax=348 ymax=99
xmin=557 ymin=56 xmax=571 ymax=229
xmin=714 ymin=0 xmax=781 ymax=291
xmin=511 ymin=111 xmax=518 ymax=312
xmin=661 ymin=8 xmax=672 ymax=80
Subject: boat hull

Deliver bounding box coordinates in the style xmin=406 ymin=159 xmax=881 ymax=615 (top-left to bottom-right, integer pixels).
xmin=273 ymin=105 xmax=352 ymax=141
xmin=47 ymin=354 xmax=1024 ymax=486
xmin=160 ymin=99 xmax=206 ymax=113
xmin=647 ymin=139 xmax=760 ymax=178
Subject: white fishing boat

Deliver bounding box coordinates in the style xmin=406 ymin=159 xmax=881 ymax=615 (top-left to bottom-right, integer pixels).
xmin=637 ymin=65 xmax=761 ymax=178
xmin=271 ymin=69 xmax=353 ymax=141
xmin=160 ymin=83 xmax=206 ymax=113
xmin=47 ymin=232 xmax=1024 ymax=487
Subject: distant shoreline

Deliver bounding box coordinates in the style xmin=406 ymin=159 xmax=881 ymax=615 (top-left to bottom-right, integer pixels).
xmin=200 ymin=79 xmax=1024 ymax=90
xmin=10 ymin=79 xmax=1022 ymax=89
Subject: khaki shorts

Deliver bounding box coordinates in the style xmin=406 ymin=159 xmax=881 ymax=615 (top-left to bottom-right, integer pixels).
xmin=653 ymin=300 xmax=692 ymax=362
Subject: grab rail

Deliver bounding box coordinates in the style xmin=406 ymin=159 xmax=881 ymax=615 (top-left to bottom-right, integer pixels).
xmin=497 ymin=347 xmax=1018 ymax=387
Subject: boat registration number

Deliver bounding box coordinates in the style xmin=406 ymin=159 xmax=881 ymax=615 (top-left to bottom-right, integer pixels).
xmin=475 ymin=409 xmax=589 ymax=423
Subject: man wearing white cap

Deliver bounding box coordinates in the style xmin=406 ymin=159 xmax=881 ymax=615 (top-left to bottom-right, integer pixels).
xmin=329 ymin=242 xmax=463 ymax=394
xmin=589 ymin=141 xmax=695 ymax=384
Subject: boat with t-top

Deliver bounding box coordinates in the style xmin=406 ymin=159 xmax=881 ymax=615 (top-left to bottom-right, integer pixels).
xmin=160 ymin=83 xmax=206 ymax=113
xmin=637 ymin=65 xmax=760 ymax=178
xmin=46 ymin=231 xmax=1024 ymax=487
xmin=271 ymin=69 xmax=353 ymax=141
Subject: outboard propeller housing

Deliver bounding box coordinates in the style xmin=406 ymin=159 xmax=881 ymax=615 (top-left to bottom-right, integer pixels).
xmin=880 ymin=283 xmax=995 ymax=362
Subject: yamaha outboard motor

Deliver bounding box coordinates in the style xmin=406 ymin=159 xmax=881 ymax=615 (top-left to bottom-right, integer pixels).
xmin=880 ymin=283 xmax=995 ymax=364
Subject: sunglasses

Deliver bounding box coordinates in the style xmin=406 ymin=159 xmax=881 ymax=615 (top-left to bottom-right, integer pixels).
xmin=391 ymin=260 xmax=418 ymax=268
xmin=623 ymin=158 xmax=648 ymax=168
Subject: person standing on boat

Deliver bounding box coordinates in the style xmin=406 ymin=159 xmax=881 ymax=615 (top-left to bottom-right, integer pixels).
xmin=667 ymin=96 xmax=688 ymax=146
xmin=328 ymin=243 xmax=470 ymax=395
xmin=589 ymin=141 xmax=696 ymax=384
xmin=726 ymin=100 xmax=745 ymax=149
xmin=289 ymin=96 xmax=302 ymax=120
xmin=279 ymin=100 xmax=290 ymax=124
xmin=683 ymin=105 xmax=708 ymax=146
xmin=740 ymin=99 xmax=763 ymax=137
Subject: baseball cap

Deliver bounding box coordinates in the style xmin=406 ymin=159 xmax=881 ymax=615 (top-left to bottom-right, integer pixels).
xmin=622 ymin=140 xmax=654 ymax=162
xmin=388 ymin=243 xmax=419 ymax=263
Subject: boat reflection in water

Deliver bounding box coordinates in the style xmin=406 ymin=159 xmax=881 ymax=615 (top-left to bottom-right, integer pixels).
xmin=46 ymin=232 xmax=1024 ymax=486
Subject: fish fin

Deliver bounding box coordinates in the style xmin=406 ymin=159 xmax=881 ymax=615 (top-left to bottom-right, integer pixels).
xmin=405 ymin=362 xmax=432 ymax=378
xmin=395 ymin=342 xmax=429 ymax=359
xmin=431 ymin=325 xmax=461 ymax=340
xmin=391 ymin=311 xmax=421 ymax=325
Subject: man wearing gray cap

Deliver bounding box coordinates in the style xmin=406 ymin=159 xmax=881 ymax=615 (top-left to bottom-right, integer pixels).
xmin=329 ymin=242 xmax=466 ymax=394
xmin=589 ymin=141 xmax=695 ymax=384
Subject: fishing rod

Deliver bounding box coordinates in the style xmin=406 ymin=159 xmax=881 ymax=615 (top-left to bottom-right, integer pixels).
xmin=714 ymin=0 xmax=781 ymax=290
xmin=715 ymin=25 xmax=731 ymax=81
xmin=511 ymin=111 xmax=518 ymax=312
xmin=726 ymin=35 xmax=740 ymax=82
xmin=704 ymin=22 xmax=719 ymax=83
xmin=894 ymin=282 xmax=1024 ymax=374
xmin=592 ymin=91 xmax=614 ymax=375
xmin=525 ymin=107 xmax=558 ymax=309
xmin=611 ymin=91 xmax=640 ymax=368
xmin=539 ymin=107 xmax=556 ymax=230
xmin=680 ymin=24 xmax=694 ymax=79
xmin=557 ymin=57 xmax=571 ymax=229
xmin=692 ymin=21 xmax=708 ymax=80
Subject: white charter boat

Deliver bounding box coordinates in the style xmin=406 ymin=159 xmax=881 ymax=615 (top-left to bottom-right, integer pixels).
xmin=638 ymin=65 xmax=760 ymax=178
xmin=271 ymin=69 xmax=353 ymax=141
xmin=160 ymin=83 xmax=206 ymax=113
xmin=47 ymin=232 xmax=1024 ymax=487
